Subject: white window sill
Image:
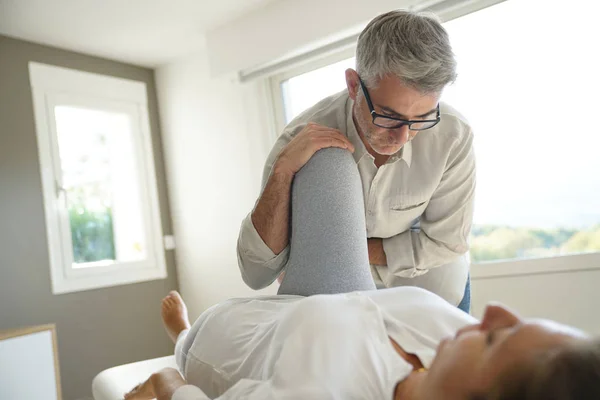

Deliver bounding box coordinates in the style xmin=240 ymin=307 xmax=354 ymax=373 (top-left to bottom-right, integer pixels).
xmin=51 ymin=264 xmax=167 ymax=295
xmin=471 ymin=252 xmax=600 ymax=280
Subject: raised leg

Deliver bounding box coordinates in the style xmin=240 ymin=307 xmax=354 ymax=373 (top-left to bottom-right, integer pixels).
xmin=278 ymin=148 xmax=376 ymax=296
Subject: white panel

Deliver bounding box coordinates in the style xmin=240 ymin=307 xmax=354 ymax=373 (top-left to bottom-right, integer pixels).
xmin=155 ymin=51 xmax=278 ymax=320
xmin=472 ymin=269 xmax=600 ymax=335
xmin=471 ymin=253 xmax=600 ymax=279
xmin=93 ymin=356 xmax=176 ymax=400
xmin=0 ymin=331 xmax=58 ymax=400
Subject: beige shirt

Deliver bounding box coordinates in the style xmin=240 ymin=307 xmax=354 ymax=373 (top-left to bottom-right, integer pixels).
xmin=237 ymin=90 xmax=475 ymax=291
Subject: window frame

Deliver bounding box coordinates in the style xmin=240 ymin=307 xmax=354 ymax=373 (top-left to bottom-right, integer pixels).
xmin=470 ymin=252 xmax=600 ymax=280
xmin=268 ymin=47 xmax=356 ymax=137
xmin=29 ymin=62 xmax=168 ymax=295
xmin=265 ymin=4 xmax=600 ymax=275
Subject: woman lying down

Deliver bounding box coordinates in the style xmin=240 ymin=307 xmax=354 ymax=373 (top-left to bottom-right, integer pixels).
xmin=125 ymin=286 xmax=599 ymax=400
xmin=125 ymin=150 xmax=600 ymax=400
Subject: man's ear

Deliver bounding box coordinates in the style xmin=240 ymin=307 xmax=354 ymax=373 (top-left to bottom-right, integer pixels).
xmin=346 ymin=68 xmax=360 ymax=100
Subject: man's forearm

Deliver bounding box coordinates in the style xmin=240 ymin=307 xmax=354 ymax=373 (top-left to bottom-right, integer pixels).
xmin=251 ymin=168 xmax=294 ymax=255
xmin=368 ymin=238 xmax=388 ymax=266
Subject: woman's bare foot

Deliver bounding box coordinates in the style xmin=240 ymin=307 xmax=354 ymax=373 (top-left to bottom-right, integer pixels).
xmin=161 ymin=291 xmax=191 ymax=344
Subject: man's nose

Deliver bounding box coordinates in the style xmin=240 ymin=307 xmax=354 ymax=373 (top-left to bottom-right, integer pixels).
xmin=395 ymin=124 xmax=410 ymax=143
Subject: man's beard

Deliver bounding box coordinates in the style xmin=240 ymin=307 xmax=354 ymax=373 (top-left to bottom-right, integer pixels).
xmin=360 ymin=121 xmax=402 ymax=153
xmin=354 ymin=100 xmax=403 ymax=155
xmin=355 ymin=108 xmax=375 ymax=143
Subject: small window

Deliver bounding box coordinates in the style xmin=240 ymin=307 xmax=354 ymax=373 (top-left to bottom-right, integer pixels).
xmin=30 ymin=63 xmax=167 ymax=294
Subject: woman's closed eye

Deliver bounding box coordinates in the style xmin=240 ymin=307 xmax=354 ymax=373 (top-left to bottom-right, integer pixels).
xmin=486 ymin=329 xmax=497 ymax=346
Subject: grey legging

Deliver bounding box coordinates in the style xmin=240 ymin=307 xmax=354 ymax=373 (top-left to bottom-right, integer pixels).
xmin=277 ymin=148 xmax=377 ymax=296
xmin=275 ymin=147 xmax=471 ymax=313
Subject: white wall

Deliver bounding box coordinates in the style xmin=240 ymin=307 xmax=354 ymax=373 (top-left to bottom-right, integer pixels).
xmin=155 ymin=48 xmax=277 ymax=319
xmin=205 ymin=0 xmax=429 ymax=76
xmin=472 ymin=269 xmax=600 ymax=335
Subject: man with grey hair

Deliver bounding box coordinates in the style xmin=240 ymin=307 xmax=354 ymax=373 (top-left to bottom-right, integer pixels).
xmin=237 ymin=10 xmax=475 ymax=311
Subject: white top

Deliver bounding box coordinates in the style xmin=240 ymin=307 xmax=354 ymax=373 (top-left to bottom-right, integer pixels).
xmin=237 ymin=91 xmax=475 ymax=290
xmin=172 ymin=287 xmax=476 ymax=400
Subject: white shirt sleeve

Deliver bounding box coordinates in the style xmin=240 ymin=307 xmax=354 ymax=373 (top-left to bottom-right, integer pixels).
xmin=235 ymin=128 xmax=297 ymax=290
xmin=236 ymin=213 xmax=290 ymax=289
xmin=172 ymin=384 xmax=210 ymax=400
xmin=172 ymin=378 xmax=340 ymax=400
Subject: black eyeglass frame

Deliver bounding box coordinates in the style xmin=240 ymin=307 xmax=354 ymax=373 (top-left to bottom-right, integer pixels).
xmin=359 ymin=78 xmax=441 ymax=131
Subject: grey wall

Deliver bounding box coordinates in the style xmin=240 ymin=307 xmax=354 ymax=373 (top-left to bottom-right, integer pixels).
xmin=0 ymin=35 xmax=178 ymax=400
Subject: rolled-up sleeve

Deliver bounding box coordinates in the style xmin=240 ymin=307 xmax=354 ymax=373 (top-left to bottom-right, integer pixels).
xmin=237 ymin=214 xmax=290 ymax=289
xmin=381 ymin=128 xmax=476 ymax=279
xmin=236 ymin=128 xmax=299 ymax=290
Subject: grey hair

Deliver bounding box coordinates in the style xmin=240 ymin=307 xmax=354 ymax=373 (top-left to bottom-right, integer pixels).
xmin=356 ymin=10 xmax=457 ymax=94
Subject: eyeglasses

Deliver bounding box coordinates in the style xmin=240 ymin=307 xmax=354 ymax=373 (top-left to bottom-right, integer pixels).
xmin=359 ymin=78 xmax=441 ymax=131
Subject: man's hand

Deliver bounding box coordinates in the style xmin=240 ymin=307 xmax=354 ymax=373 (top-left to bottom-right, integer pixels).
xmin=368 ymin=238 xmax=388 ymax=266
xmin=273 ymin=123 xmax=355 ymax=177
xmin=249 ymin=123 xmax=355 ymax=269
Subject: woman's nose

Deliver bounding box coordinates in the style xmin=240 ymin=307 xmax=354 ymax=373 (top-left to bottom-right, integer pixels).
xmin=481 ymin=304 xmax=521 ymax=330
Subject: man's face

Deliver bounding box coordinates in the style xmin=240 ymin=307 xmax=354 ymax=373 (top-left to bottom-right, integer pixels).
xmin=346 ymin=70 xmax=439 ymax=156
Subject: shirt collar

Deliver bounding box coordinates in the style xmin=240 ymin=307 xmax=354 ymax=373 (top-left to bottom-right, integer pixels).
xmin=344 ymin=96 xmax=412 ymax=167
xmin=398 ymin=140 xmax=413 ymax=167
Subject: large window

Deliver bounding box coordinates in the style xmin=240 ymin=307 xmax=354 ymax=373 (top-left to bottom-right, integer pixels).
xmin=271 ymin=0 xmax=600 ymax=264
xmin=30 ymin=63 xmax=167 ymax=294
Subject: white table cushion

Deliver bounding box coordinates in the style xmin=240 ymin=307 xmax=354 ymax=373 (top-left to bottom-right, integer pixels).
xmin=92 ymin=355 xmax=177 ymax=400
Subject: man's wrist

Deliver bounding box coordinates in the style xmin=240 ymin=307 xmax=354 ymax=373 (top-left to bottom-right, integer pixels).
xmin=271 ymin=162 xmax=295 ymax=181
xmin=368 ymin=238 xmax=388 ymax=266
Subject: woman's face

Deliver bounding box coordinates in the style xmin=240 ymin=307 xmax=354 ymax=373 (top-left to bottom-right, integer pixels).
xmin=421 ymin=304 xmax=588 ymax=400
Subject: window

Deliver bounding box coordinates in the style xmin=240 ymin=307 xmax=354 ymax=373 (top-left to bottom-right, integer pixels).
xmin=30 ymin=63 xmax=167 ymax=294
xmin=270 ymin=0 xmax=600 ymax=265
xmin=281 ymin=57 xmax=356 ymax=123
